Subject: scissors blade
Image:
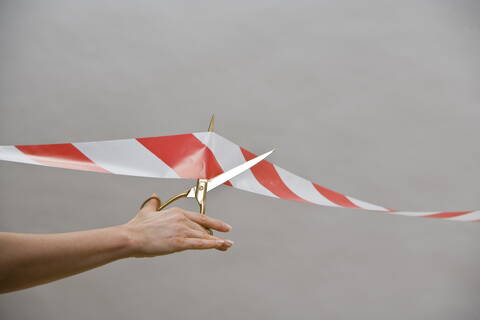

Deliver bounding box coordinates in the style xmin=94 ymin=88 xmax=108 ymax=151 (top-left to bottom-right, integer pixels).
xmin=186 ymin=149 xmax=274 ymax=197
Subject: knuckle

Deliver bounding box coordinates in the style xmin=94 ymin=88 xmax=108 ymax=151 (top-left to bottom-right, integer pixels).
xmin=184 ymin=239 xmax=199 ymax=248
xmin=173 ymin=212 xmax=186 ymax=222
xmin=172 ymin=237 xmax=185 ymax=247
xmin=173 ymin=224 xmax=183 ymax=233
xmin=174 ymin=224 xmax=188 ymax=234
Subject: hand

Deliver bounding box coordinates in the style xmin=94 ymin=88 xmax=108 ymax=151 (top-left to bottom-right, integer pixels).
xmin=122 ymin=194 xmax=234 ymax=257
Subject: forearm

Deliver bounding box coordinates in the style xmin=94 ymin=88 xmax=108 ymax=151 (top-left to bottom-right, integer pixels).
xmin=0 ymin=226 xmax=133 ymax=294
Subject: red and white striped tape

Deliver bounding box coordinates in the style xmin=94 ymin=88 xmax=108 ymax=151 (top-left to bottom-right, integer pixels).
xmin=0 ymin=132 xmax=478 ymax=222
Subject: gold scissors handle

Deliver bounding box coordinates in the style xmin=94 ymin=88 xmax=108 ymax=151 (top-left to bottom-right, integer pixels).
xmin=139 ymin=192 xmax=187 ymax=211
xmin=159 ymin=191 xmax=190 ymax=211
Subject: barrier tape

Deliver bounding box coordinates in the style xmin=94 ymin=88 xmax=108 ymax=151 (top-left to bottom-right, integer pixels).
xmin=1 ymin=132 xmax=478 ymax=222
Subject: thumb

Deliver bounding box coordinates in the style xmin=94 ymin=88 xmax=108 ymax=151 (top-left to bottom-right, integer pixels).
xmin=140 ymin=193 xmax=161 ymax=213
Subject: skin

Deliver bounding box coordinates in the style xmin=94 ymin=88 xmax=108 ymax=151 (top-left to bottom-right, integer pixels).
xmin=0 ymin=194 xmax=233 ymax=294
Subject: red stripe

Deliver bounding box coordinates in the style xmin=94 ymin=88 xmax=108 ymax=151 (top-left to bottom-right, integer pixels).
xmin=240 ymin=148 xmax=306 ymax=202
xmin=312 ymin=183 xmax=361 ymax=209
xmin=16 ymin=143 xmax=109 ymax=173
xmin=137 ymin=133 xmax=231 ymax=183
xmin=424 ymin=211 xmax=472 ymax=219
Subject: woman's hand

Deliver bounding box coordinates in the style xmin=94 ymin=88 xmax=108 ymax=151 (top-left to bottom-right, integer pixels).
xmin=122 ymin=194 xmax=234 ymax=257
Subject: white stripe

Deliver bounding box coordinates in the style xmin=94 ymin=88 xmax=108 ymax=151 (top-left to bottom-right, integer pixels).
xmin=447 ymin=211 xmax=480 ymax=221
xmin=194 ymin=132 xmax=277 ymax=198
xmin=0 ymin=146 xmax=39 ymax=165
xmin=274 ymin=166 xmax=340 ymax=207
xmin=390 ymin=211 xmax=438 ymax=217
xmin=74 ymin=139 xmax=179 ymax=178
xmin=347 ymin=197 xmax=389 ymax=211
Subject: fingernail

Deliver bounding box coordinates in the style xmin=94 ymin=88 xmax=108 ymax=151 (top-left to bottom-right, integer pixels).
xmin=225 ymin=240 xmax=234 ymax=246
xmin=151 ymin=193 xmax=158 ymax=197
xmin=225 ymin=223 xmax=232 ymax=231
xmin=216 ymin=240 xmax=224 ymax=245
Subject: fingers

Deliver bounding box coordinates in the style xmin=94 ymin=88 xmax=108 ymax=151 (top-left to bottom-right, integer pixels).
xmin=184 ymin=229 xmax=233 ymax=250
xmin=179 ymin=238 xmax=233 ymax=251
xmin=182 ymin=210 xmax=232 ymax=232
xmin=183 ymin=229 xmax=216 ymax=239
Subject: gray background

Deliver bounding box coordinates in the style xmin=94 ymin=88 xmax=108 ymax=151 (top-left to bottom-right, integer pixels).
xmin=0 ymin=0 xmax=479 ymax=319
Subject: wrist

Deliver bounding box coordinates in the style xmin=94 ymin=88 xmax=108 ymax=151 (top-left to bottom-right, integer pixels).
xmin=110 ymin=225 xmax=139 ymax=259
xmin=114 ymin=224 xmax=143 ymax=258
